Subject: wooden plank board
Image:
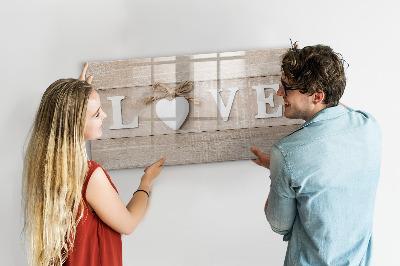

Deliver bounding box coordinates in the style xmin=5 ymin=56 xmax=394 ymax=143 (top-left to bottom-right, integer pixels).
xmin=94 ymin=76 xmax=302 ymax=139
xmin=87 ymin=49 xmax=286 ymax=90
xmin=88 ymin=48 xmax=303 ymax=140
xmin=87 ymin=48 xmax=304 ymax=169
xmin=90 ymin=124 xmax=300 ymax=170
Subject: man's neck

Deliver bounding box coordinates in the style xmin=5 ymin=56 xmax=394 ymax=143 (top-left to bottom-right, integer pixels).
xmin=304 ymin=104 xmax=327 ymax=121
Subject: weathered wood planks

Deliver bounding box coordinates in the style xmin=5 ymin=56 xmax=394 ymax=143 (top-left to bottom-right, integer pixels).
xmin=90 ymin=125 xmax=300 ymax=170
xmin=87 ymin=48 xmax=302 ymax=170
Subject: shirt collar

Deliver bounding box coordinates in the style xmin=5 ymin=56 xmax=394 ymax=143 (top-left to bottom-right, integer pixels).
xmin=300 ymin=105 xmax=349 ymax=129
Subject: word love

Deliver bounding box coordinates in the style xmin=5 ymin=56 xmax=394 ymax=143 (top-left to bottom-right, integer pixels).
xmin=107 ymin=84 xmax=282 ymax=130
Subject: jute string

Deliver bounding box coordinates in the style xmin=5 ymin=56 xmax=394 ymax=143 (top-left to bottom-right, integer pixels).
xmin=142 ymin=81 xmax=198 ymax=105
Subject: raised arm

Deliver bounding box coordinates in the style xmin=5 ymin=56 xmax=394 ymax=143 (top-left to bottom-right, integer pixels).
xmin=86 ymin=158 xmax=165 ymax=235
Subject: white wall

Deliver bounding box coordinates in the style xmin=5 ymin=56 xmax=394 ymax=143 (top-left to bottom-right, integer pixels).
xmin=1 ymin=0 xmax=399 ymax=265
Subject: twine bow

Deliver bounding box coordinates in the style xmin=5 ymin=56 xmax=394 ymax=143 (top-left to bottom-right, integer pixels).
xmin=142 ymin=81 xmax=196 ymax=105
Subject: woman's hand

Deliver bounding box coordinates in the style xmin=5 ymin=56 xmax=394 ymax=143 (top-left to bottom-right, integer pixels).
xmin=141 ymin=158 xmax=166 ymax=186
xmin=78 ymin=62 xmax=93 ymax=84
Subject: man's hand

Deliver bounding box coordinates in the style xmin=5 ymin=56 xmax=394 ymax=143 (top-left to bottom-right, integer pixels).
xmin=251 ymin=147 xmax=271 ymax=169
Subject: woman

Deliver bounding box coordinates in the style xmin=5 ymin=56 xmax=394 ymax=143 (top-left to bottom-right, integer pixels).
xmin=22 ymin=63 xmax=165 ymax=265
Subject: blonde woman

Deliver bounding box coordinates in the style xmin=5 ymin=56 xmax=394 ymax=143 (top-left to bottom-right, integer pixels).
xmin=23 ymin=63 xmax=165 ymax=266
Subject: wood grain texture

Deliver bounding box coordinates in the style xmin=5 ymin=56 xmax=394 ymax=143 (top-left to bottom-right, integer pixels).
xmin=87 ymin=49 xmax=287 ymax=90
xmin=94 ymin=76 xmax=302 ymax=139
xmin=88 ymin=48 xmax=303 ymax=169
xmin=90 ymin=124 xmax=300 ymax=170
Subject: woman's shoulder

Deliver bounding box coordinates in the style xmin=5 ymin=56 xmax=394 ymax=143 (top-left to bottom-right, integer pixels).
xmin=85 ymin=160 xmax=103 ymax=184
xmin=86 ymin=160 xmax=118 ymax=193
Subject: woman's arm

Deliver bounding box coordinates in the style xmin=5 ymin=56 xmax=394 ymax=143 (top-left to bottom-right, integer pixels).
xmin=86 ymin=158 xmax=165 ymax=235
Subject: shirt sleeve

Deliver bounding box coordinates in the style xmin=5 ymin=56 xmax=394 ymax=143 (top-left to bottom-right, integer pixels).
xmin=266 ymin=145 xmax=297 ymax=241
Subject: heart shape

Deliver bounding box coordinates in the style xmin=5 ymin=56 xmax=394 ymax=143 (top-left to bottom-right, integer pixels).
xmin=156 ymin=97 xmax=189 ymax=130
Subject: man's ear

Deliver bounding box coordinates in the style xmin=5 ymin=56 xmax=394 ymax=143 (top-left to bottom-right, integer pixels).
xmin=313 ymin=92 xmax=325 ymax=104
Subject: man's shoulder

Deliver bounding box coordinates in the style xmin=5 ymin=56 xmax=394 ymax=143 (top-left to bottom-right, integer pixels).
xmin=273 ymin=129 xmax=309 ymax=158
xmin=348 ymin=109 xmax=380 ymax=126
xmin=274 ymin=107 xmax=381 ymax=156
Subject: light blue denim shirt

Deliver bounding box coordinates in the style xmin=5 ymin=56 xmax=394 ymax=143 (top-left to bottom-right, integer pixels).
xmin=266 ymin=105 xmax=382 ymax=266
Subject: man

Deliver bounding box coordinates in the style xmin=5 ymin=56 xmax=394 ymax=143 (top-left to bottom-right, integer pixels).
xmin=251 ymin=44 xmax=381 ymax=265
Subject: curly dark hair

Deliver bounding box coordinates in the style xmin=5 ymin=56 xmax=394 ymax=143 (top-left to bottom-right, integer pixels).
xmin=281 ymin=43 xmax=348 ymax=107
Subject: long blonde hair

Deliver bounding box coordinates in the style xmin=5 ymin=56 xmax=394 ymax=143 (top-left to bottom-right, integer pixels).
xmin=23 ymin=79 xmax=93 ymax=265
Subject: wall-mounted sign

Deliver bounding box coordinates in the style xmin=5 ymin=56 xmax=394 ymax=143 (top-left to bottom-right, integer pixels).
xmin=88 ymin=48 xmax=302 ymax=170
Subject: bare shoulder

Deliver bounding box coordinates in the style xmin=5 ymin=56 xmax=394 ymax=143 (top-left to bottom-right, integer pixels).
xmin=86 ymin=166 xmax=114 ymax=199
xmin=91 ymin=166 xmax=107 ymax=180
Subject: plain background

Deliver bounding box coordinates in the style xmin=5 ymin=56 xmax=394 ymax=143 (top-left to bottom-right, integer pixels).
xmin=1 ymin=0 xmax=399 ymax=265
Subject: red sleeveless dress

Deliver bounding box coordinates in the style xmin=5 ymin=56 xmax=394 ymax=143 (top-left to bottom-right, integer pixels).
xmin=64 ymin=160 xmax=122 ymax=266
